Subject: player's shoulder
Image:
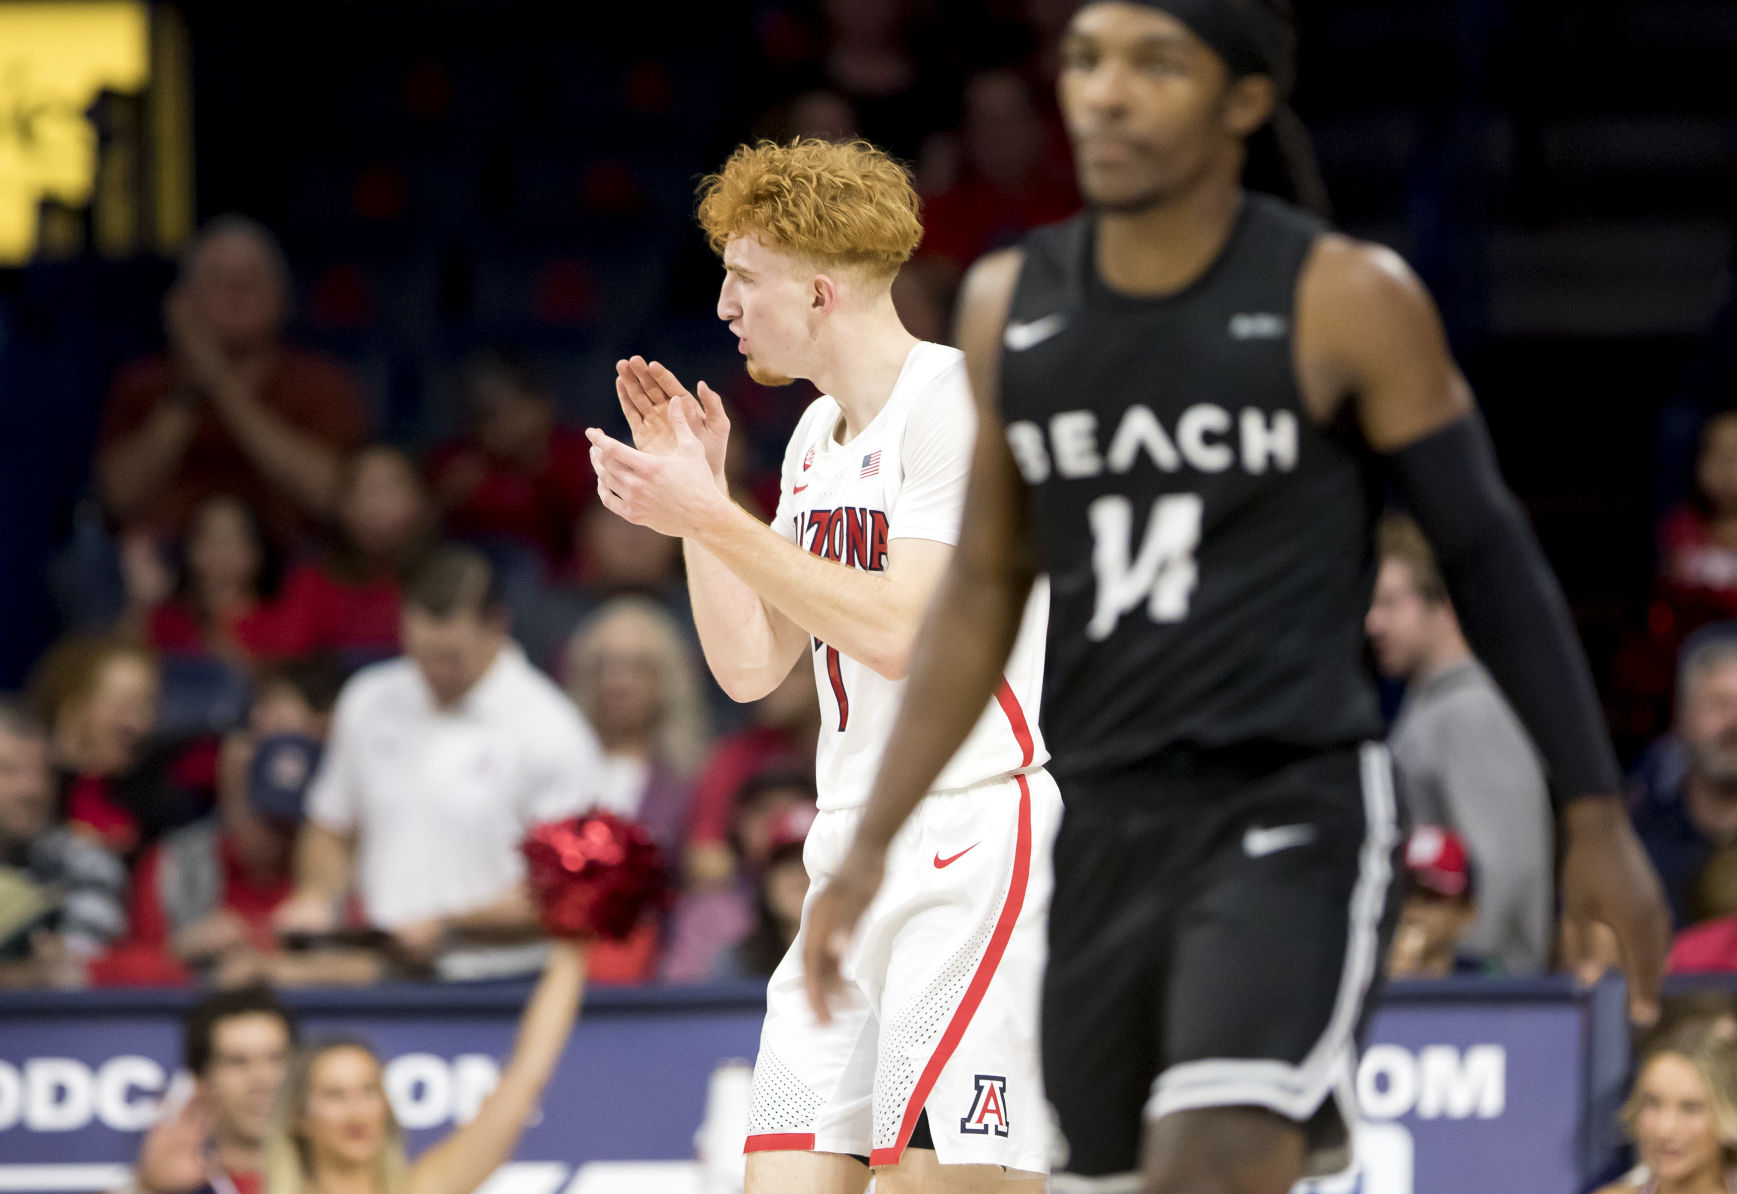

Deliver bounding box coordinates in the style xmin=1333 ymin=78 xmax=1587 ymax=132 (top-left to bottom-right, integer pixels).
xmin=958 ymin=248 xmax=1028 ymax=317
xmin=1301 ymin=233 xmax=1434 ymax=316
xmin=890 ymin=342 xmax=970 ymax=423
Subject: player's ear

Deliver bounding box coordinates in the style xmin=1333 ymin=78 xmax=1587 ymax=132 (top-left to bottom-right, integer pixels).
xmin=1222 ymin=73 xmax=1276 ymax=139
xmin=810 ymin=274 xmax=838 ymax=314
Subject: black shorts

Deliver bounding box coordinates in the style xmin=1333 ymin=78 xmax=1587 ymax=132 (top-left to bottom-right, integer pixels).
xmin=1042 ymin=742 xmax=1406 ymax=1179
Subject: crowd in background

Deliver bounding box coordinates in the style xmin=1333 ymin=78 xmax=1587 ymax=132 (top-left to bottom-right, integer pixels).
xmin=2 ymin=0 xmax=1736 ymax=1002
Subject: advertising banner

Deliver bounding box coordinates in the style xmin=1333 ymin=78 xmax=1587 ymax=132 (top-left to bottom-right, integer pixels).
xmin=0 ymin=979 xmax=1622 ymax=1194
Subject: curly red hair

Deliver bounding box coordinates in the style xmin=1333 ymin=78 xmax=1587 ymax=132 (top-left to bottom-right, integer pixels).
xmin=696 ymin=138 xmax=922 ymax=277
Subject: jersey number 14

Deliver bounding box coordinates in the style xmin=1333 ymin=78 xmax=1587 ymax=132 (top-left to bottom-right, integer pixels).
xmin=1087 ymin=493 xmax=1203 ymax=640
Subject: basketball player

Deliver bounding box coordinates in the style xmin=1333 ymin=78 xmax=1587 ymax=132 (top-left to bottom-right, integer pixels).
xmin=802 ymin=3 xmax=1671 ymax=1192
xmin=586 ymin=139 xmax=1057 ymax=1193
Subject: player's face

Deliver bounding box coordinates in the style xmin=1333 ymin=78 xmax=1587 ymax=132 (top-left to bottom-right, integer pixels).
xmin=1632 ymin=1053 xmax=1724 ymax=1185
xmin=201 ymin=1013 xmax=292 ymax=1147
xmin=1364 ymin=561 xmax=1438 ymax=679
xmin=299 ymin=1046 xmax=391 ymax=1168
xmin=717 ymin=236 xmax=816 ymax=387
xmin=1057 ymin=4 xmax=1246 ymax=212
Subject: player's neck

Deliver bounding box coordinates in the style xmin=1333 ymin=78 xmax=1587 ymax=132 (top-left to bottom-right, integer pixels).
xmin=1093 ymin=171 xmax=1244 ymax=299
xmin=809 ymin=304 xmax=920 ymax=442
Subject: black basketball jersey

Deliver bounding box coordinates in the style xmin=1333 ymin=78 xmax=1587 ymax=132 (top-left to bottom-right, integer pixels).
xmin=999 ymin=193 xmax=1385 ymax=789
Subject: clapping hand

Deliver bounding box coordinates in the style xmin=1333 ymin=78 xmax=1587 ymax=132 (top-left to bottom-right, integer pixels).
xmin=614 ymin=356 xmax=731 ymax=480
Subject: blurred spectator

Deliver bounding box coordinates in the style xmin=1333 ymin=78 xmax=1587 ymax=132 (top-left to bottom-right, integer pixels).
xmin=916 ymin=69 xmax=1077 ymax=279
xmin=684 ymin=665 xmax=820 ymax=888
xmin=816 ymin=0 xmax=951 ymax=159
xmin=29 ymin=636 xmax=199 ymax=857
xmin=275 ymin=445 xmax=435 ymax=661
xmin=116 ymin=659 xmax=350 ymax=986
xmin=426 ymin=353 xmax=593 ymax=568
xmin=1633 ymin=636 xmax=1737 ymax=928
xmin=661 ymin=768 xmax=817 ymax=984
xmin=757 ymin=88 xmax=862 ymax=143
xmin=1366 ymin=514 xmax=1553 ymax=974
xmin=274 ymin=546 xmax=605 ymax=981
xmin=1659 ymin=411 xmax=1737 ymax=616
xmin=96 ymin=216 xmax=367 ymax=545
xmin=1386 ymin=826 xmax=1483 ymax=979
xmin=1595 ymin=1023 xmax=1737 ymax=1193
xmin=516 ymin=504 xmax=690 ymax=676
xmin=131 ymin=985 xmax=298 ymax=1194
xmin=121 ymin=495 xmax=290 ymax=666
xmin=563 ymin=599 xmax=707 ymax=862
xmin=1615 ymin=415 xmax=1737 ymax=744
xmin=1655 ymin=991 xmax=1737 ymax=1042
xmin=715 ymin=798 xmax=815 ymax=980
xmin=0 ymin=701 xmax=127 ymax=987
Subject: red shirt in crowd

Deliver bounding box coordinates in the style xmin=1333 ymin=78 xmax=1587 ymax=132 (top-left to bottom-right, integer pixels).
xmin=1668 ymin=916 xmax=1737 ymax=974
xmin=147 ymin=599 xmax=298 ymax=662
xmin=1659 ymin=505 xmax=1737 ymax=611
xmin=273 ymin=562 xmax=402 ymax=656
xmin=686 ymin=726 xmax=813 ymax=846
xmin=917 ymin=175 xmax=1079 ymax=274
xmin=98 ymin=349 xmax=368 ymax=542
xmin=427 ymin=427 xmax=593 ymax=565
xmin=126 ymin=831 xmax=293 ymax=958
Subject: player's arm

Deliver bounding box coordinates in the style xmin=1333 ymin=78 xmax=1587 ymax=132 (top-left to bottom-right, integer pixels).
xmin=408 ymin=941 xmax=585 ymax=1194
xmin=1302 ymin=236 xmax=1668 ymax=1020
xmin=681 ymin=535 xmax=811 ymax=701
xmin=803 ymin=248 xmax=1039 ymax=1020
xmin=588 ymin=398 xmax=956 ymax=687
xmin=611 ymin=361 xmax=813 ymax=701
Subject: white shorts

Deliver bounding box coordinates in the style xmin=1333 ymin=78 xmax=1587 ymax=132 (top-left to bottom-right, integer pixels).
xmin=745 ymin=768 xmax=1061 ymax=1175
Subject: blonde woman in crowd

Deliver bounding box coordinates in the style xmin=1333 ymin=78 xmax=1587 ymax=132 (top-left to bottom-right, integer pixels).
xmin=1599 ymin=1022 xmax=1737 ymax=1193
xmin=563 ymin=596 xmax=708 ymax=862
xmin=262 ymin=940 xmax=583 ymax=1194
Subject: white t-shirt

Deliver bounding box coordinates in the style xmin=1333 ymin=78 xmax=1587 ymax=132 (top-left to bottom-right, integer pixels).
xmin=771 ymin=341 xmax=1049 ymax=811
xmin=306 ymin=642 xmax=604 ymax=930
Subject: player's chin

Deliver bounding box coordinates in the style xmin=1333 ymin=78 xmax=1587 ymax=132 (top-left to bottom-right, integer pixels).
xmin=746 ymin=359 xmax=796 ymax=387
xmin=1079 ymin=173 xmax=1171 ymax=215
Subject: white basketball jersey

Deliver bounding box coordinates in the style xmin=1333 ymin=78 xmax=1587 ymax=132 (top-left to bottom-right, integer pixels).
xmin=772 ymin=342 xmax=1049 ymax=812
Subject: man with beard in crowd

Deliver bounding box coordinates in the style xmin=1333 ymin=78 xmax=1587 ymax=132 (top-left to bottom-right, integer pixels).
xmin=1634 ymin=636 xmax=1737 ymax=928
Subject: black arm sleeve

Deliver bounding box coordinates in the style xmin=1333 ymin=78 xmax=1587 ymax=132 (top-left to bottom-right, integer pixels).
xmin=1383 ymin=415 xmax=1621 ymax=803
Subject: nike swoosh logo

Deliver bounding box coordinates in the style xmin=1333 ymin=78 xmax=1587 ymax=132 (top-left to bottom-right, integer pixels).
xmin=792 ymin=484 xmax=808 ymax=493
xmin=1242 ymin=824 xmax=1316 ymax=858
xmin=934 ymin=843 xmax=980 ymax=869
xmin=1003 ymin=313 xmax=1067 ymax=351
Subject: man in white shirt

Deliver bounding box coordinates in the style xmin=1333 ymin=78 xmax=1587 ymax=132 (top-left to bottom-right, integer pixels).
xmin=274 ymin=545 xmax=603 ymax=980
xmin=588 ymin=138 xmax=1055 ymax=1194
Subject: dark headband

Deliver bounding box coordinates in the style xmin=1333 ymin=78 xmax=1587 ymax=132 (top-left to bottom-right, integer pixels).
xmin=1109 ymin=0 xmax=1286 ymax=84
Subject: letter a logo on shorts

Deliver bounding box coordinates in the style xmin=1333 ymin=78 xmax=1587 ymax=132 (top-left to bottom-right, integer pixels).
xmin=961 ymin=1074 xmax=1010 ymax=1138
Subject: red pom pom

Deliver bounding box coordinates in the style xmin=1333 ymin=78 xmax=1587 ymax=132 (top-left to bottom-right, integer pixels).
xmin=521 ymin=813 xmax=668 ymax=941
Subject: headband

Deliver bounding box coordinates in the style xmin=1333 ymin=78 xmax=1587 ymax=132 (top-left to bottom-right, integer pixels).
xmin=1109 ymin=0 xmax=1286 ymax=86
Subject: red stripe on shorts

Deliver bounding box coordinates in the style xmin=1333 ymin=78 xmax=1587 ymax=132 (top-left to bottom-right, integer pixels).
xmin=868 ymin=768 xmax=1034 ymax=1168
xmin=994 ymin=677 xmax=1035 ymax=767
xmin=744 ymin=1132 xmax=817 ymax=1153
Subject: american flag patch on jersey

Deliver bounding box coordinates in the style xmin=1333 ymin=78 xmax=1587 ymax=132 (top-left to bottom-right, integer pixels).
xmin=860 ymin=450 xmax=881 ymax=478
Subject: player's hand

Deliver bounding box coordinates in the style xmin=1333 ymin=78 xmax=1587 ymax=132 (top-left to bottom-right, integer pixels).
xmin=616 ymin=356 xmax=730 ymax=481
xmin=803 ymin=842 xmax=886 ymax=1024
xmin=1559 ymin=795 xmax=1670 ymax=1025
xmin=587 ymin=397 xmax=731 ymax=539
